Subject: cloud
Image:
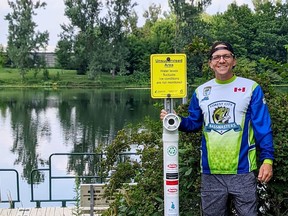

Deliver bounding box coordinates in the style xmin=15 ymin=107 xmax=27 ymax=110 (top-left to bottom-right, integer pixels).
xmin=0 ymin=1 xmax=10 ymax=10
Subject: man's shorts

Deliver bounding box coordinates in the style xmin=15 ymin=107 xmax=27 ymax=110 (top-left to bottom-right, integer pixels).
xmin=201 ymin=172 xmax=257 ymax=216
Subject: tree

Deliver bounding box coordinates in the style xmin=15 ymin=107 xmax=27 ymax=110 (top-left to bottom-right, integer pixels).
xmin=62 ymin=0 xmax=103 ymax=75
xmin=61 ymin=0 xmax=137 ymax=77
xmin=169 ymin=0 xmax=212 ymax=83
xmin=5 ymin=0 xmax=49 ymax=79
xmin=208 ymin=2 xmax=288 ymax=63
xmin=252 ymin=0 xmax=282 ymax=9
xmin=251 ymin=2 xmax=288 ymax=62
xmin=0 ymin=45 xmax=8 ymax=68
xmin=143 ymin=3 xmax=162 ymax=25
xmin=124 ymin=4 xmax=174 ymax=76
xmin=129 ymin=17 xmax=176 ymax=76
xmin=88 ymin=0 xmax=137 ymax=79
xmin=169 ymin=0 xmax=211 ymax=51
xmin=55 ymin=24 xmax=76 ymax=70
xmin=209 ymin=3 xmax=255 ymax=58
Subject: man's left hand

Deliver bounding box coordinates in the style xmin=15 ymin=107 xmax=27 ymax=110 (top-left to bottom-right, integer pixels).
xmin=258 ymin=163 xmax=273 ymax=183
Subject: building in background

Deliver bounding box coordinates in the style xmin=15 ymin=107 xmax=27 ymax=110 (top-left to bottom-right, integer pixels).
xmin=36 ymin=52 xmax=56 ymax=68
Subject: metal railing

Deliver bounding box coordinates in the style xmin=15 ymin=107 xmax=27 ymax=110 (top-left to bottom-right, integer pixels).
xmin=0 ymin=169 xmax=20 ymax=208
xmin=30 ymin=152 xmax=137 ymax=208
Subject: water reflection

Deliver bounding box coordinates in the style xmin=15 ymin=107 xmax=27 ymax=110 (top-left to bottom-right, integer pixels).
xmin=0 ymin=88 xmax=159 ymax=207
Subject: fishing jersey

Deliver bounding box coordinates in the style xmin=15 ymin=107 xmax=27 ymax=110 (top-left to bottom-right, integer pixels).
xmin=179 ymin=75 xmax=274 ymax=174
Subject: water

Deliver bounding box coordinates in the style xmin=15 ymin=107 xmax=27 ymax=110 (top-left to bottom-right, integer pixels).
xmin=0 ymin=88 xmax=160 ymax=208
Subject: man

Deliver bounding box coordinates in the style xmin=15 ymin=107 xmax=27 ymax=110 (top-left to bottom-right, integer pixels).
xmin=160 ymin=41 xmax=274 ymax=216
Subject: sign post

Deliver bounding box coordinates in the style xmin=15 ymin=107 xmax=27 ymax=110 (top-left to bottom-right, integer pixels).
xmin=150 ymin=54 xmax=187 ymax=216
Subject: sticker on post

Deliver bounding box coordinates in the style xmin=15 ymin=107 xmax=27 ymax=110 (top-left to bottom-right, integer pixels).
xmin=166 ymin=163 xmax=178 ymax=171
xmin=166 ymin=185 xmax=178 ymax=195
xmin=166 ymin=180 xmax=179 ymax=185
xmin=167 ymin=145 xmax=177 ymax=156
xmin=166 ymin=173 xmax=178 ymax=180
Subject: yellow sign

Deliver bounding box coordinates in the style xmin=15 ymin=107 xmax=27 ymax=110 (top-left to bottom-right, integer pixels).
xmin=150 ymin=54 xmax=187 ymax=99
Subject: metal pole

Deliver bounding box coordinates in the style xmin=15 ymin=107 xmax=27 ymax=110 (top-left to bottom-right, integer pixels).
xmin=90 ymin=184 xmax=94 ymax=216
xmin=164 ymin=98 xmax=173 ymax=114
xmin=163 ymin=98 xmax=180 ymax=216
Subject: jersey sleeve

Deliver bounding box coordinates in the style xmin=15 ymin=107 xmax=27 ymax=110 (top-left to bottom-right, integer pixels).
xmin=178 ymin=91 xmax=203 ymax=132
xmin=250 ymin=85 xmax=274 ymax=162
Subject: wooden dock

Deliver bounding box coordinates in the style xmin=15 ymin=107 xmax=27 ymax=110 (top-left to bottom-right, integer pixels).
xmin=0 ymin=182 xmax=132 ymax=216
xmin=0 ymin=207 xmax=75 ymax=216
xmin=0 ymin=207 xmax=102 ymax=216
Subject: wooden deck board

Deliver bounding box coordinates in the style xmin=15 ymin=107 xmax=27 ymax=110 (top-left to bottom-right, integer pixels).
xmin=0 ymin=206 xmax=107 ymax=216
xmin=28 ymin=208 xmax=39 ymax=216
xmin=45 ymin=207 xmax=53 ymax=216
xmin=0 ymin=208 xmax=11 ymax=216
xmin=62 ymin=207 xmax=73 ymax=216
xmin=19 ymin=208 xmax=31 ymax=216
xmin=0 ymin=207 xmax=76 ymax=216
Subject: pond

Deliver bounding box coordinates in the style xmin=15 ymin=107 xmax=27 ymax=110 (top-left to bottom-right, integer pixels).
xmin=0 ymin=88 xmax=163 ymax=208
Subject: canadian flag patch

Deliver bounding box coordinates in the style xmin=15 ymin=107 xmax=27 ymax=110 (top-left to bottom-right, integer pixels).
xmin=234 ymin=87 xmax=246 ymax=92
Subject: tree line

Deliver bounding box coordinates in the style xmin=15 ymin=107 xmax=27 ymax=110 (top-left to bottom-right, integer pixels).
xmin=1 ymin=0 xmax=288 ymax=85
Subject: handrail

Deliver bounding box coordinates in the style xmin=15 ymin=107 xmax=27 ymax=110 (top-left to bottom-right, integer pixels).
xmin=30 ymin=152 xmax=138 ymax=207
xmin=0 ymin=169 xmax=20 ymax=208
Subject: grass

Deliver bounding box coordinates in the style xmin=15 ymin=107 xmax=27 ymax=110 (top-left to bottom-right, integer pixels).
xmin=0 ymin=67 xmax=146 ymax=88
xmin=3 ymin=67 xmax=284 ymax=89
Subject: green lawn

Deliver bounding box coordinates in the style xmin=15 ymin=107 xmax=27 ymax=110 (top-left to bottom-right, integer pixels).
xmin=0 ymin=67 xmax=140 ymax=88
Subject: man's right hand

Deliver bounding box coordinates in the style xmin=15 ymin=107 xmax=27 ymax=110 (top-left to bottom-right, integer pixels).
xmin=160 ymin=109 xmax=168 ymax=120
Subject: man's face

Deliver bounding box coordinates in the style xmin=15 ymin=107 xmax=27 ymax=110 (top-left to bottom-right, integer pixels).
xmin=209 ymin=45 xmax=236 ymax=81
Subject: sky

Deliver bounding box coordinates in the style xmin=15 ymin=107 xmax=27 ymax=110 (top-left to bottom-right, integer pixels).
xmin=0 ymin=0 xmax=254 ymax=52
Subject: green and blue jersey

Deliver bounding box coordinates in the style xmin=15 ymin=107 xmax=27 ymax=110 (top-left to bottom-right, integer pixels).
xmin=179 ymin=75 xmax=274 ymax=174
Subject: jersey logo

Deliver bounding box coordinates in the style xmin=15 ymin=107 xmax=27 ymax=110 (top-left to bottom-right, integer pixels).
xmin=201 ymin=86 xmax=211 ymax=101
xmin=213 ymin=107 xmax=230 ymax=124
xmin=205 ymin=100 xmax=242 ymax=135
xmin=234 ymin=87 xmax=246 ymax=92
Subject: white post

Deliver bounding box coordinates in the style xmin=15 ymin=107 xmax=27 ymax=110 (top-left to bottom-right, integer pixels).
xmin=163 ymin=98 xmax=180 ymax=215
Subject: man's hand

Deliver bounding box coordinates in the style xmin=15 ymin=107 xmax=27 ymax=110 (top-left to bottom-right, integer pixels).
xmin=160 ymin=109 xmax=168 ymax=120
xmin=258 ymin=163 xmax=273 ymax=183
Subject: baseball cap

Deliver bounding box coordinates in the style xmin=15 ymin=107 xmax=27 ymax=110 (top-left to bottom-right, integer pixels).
xmin=209 ymin=41 xmax=235 ymax=59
